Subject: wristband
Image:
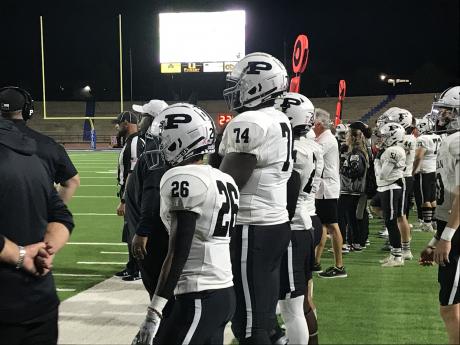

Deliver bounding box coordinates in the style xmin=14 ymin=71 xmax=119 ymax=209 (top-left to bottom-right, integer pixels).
xmin=148 ymin=295 xmax=168 ymax=318
xmin=440 ymin=226 xmax=456 ymax=242
xmin=428 ymin=237 xmax=439 ymax=248
xmin=16 ymin=246 xmax=26 ymax=269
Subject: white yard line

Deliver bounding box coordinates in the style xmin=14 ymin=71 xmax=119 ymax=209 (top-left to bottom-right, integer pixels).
xmin=73 ymin=213 xmax=117 ymax=216
xmin=68 ymin=242 xmax=125 ymax=245
xmin=79 ymin=177 xmax=114 ymax=179
xmin=54 ymin=273 xmax=104 ymax=277
xmin=57 ymin=288 xmax=77 ymax=292
xmin=79 ymin=185 xmax=116 ymax=187
xmin=100 ymin=251 xmax=128 ymax=255
xmin=73 ymin=196 xmax=117 ymax=198
xmin=77 ymin=262 xmax=126 ymax=265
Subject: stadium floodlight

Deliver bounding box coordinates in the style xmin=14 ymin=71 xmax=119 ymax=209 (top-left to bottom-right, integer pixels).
xmin=379 ymin=74 xmax=387 ymax=81
xmin=83 ymin=85 xmax=91 ymax=93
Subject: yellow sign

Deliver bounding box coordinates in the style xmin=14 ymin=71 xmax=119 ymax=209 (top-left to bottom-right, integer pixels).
xmin=183 ymin=63 xmax=202 ymax=73
xmin=161 ymin=63 xmax=181 ymax=73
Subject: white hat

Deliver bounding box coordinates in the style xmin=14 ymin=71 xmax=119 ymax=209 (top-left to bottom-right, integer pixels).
xmin=132 ymin=99 xmax=168 ymax=117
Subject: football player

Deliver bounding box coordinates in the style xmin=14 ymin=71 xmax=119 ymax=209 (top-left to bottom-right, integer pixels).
xmin=419 ymin=86 xmax=459 ymax=345
xmin=136 ymin=103 xmax=239 ymax=345
xmin=377 ymin=107 xmax=416 ymax=259
xmin=375 ymin=123 xmax=407 ymax=267
xmin=219 ymin=52 xmax=293 ymax=344
xmin=274 ymin=93 xmax=318 ymax=344
xmin=413 ymin=117 xmax=442 ymax=232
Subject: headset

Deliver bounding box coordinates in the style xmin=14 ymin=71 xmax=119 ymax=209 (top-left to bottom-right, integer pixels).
xmin=0 ymin=86 xmax=35 ymax=121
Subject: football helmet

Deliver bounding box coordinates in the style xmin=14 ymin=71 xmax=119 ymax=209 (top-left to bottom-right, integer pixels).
xmin=376 ymin=107 xmax=413 ymax=129
xmin=335 ymin=123 xmax=348 ymax=142
xmin=416 ymin=117 xmax=434 ymax=134
xmin=274 ymin=92 xmax=315 ymax=134
xmin=223 ymin=52 xmax=288 ymax=111
xmin=376 ymin=123 xmax=405 ymax=148
xmin=430 ymin=86 xmax=459 ymax=132
xmin=145 ymin=103 xmax=216 ymax=169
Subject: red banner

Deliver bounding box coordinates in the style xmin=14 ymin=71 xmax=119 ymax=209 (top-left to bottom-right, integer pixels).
xmin=335 ymin=79 xmax=346 ymax=125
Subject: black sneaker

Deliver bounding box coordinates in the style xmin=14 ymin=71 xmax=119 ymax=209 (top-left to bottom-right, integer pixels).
xmin=122 ymin=271 xmax=142 ymax=281
xmin=115 ymin=269 xmax=130 ymax=277
xmin=312 ymin=262 xmax=323 ymax=273
xmin=318 ymin=266 xmax=347 ymax=279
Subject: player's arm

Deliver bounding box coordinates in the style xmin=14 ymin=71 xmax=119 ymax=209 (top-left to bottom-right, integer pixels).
xmin=286 ymin=170 xmax=301 ymax=220
xmin=412 ymin=146 xmax=426 ymax=175
xmin=220 ymin=153 xmax=257 ymax=189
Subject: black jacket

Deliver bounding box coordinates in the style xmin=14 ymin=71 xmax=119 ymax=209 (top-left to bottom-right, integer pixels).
xmin=340 ymin=148 xmax=368 ymax=195
xmin=0 ymin=119 xmax=74 ymax=324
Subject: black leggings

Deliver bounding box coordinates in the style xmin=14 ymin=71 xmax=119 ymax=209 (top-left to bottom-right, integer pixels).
xmin=379 ymin=189 xmax=402 ymax=249
xmin=338 ymin=194 xmax=363 ymax=245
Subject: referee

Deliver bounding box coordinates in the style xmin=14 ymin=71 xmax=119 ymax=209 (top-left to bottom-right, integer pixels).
xmin=0 ymin=86 xmax=80 ymax=204
xmin=114 ymin=111 xmax=145 ymax=281
xmin=0 ymin=118 xmax=74 ymax=345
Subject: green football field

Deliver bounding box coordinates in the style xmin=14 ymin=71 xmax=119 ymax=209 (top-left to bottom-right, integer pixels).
xmin=55 ymin=151 xmax=448 ymax=344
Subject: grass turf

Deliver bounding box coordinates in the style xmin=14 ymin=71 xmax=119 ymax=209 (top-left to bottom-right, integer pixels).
xmin=56 ymin=151 xmax=447 ymax=344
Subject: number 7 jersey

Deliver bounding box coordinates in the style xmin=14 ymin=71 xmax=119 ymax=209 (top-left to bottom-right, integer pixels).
xmin=160 ymin=164 xmax=239 ymax=295
xmin=219 ymin=107 xmax=293 ymax=225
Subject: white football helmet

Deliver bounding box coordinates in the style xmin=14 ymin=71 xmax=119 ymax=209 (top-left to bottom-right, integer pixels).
xmin=335 ymin=123 xmax=348 ymax=142
xmin=274 ymin=92 xmax=315 ymax=134
xmin=431 ymin=86 xmax=459 ymax=132
xmin=416 ymin=117 xmax=434 ymax=134
xmin=145 ymin=103 xmax=216 ymax=169
xmin=376 ymin=107 xmax=413 ymax=130
xmin=376 ymin=123 xmax=405 ymax=148
xmin=223 ymin=52 xmax=288 ymax=111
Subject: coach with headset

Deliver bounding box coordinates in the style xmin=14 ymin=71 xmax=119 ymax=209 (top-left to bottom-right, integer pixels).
xmin=0 ymin=86 xmax=80 ymax=204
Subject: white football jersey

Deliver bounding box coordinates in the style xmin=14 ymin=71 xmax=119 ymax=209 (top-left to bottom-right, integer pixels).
xmin=301 ymin=136 xmax=324 ymax=216
xmin=375 ymin=146 xmax=406 ymax=191
xmin=416 ymin=134 xmax=442 ymax=173
xmin=160 ymin=165 xmax=239 ymax=295
xmin=435 ymin=132 xmax=460 ymax=222
xmin=402 ymin=134 xmax=416 ymax=177
xmin=219 ymin=107 xmax=293 ymax=225
xmin=291 ymin=138 xmax=315 ymax=231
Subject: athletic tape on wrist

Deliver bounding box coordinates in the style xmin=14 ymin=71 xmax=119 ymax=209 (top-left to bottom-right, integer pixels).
xmin=440 ymin=226 xmax=456 ymax=241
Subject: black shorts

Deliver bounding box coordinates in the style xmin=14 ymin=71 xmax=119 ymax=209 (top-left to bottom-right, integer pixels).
xmin=414 ymin=172 xmax=436 ymax=203
xmin=315 ymin=198 xmax=338 ymax=224
xmin=370 ymin=193 xmax=381 ymax=208
xmin=311 ymin=215 xmax=323 ymax=247
xmin=153 ymin=287 xmax=236 ymax=345
xmin=279 ymin=229 xmax=315 ymax=299
xmin=378 ymin=189 xmax=402 ymax=222
xmin=437 ymin=221 xmax=460 ymax=306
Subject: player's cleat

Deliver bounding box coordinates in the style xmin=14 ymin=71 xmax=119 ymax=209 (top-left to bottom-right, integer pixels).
xmin=402 ymin=250 xmax=414 ymax=260
xmin=365 ymin=239 xmax=370 ymax=247
xmin=122 ymin=271 xmax=142 ymax=281
xmin=114 ymin=269 xmax=130 ymax=278
xmin=312 ymin=262 xmax=323 ymax=273
xmin=381 ymin=255 xmax=404 ymax=267
xmin=318 ymin=266 xmax=347 ymax=278
xmin=421 ymin=222 xmax=435 ymax=233
xmin=378 ymin=228 xmax=389 ymax=238
xmin=352 ymin=244 xmax=363 ymax=252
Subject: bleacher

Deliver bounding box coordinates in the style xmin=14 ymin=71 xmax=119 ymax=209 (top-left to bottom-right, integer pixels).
xmin=28 ymin=93 xmax=437 ymax=147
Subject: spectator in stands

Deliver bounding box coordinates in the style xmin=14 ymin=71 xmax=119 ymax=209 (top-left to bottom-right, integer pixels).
xmin=313 ymin=108 xmax=347 ymax=278
xmin=339 ymin=123 xmax=370 ymax=251
xmin=114 ymin=111 xmax=144 ymax=281
xmin=0 ymin=86 xmax=80 ymax=204
xmin=0 ymin=118 xmax=74 ymax=345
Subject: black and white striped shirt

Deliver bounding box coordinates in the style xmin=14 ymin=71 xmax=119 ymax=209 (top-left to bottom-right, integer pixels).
xmin=117 ymin=132 xmax=145 ymax=198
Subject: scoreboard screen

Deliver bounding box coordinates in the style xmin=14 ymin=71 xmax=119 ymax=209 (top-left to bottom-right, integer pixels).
xmin=159 ymin=10 xmax=245 ymax=73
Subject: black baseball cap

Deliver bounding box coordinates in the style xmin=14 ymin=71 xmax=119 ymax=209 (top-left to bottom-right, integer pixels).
xmin=350 ymin=121 xmax=372 ymax=138
xmin=0 ymin=88 xmax=26 ymax=112
xmin=113 ymin=111 xmax=138 ymax=124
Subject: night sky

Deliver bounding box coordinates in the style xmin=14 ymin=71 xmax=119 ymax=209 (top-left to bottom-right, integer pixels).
xmin=0 ymin=0 xmax=458 ymax=102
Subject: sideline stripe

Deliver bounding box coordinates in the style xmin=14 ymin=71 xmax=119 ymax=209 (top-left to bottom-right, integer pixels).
xmin=77 ymin=261 xmax=126 ymax=265
xmin=73 ymin=213 xmax=117 ymax=216
xmin=73 ymin=196 xmax=118 ymax=198
xmin=101 ymin=251 xmax=129 ymax=255
xmin=57 ymin=288 xmax=76 ymax=292
xmin=68 ymin=242 xmax=125 ymax=245
xmin=54 ymin=273 xmax=103 ymax=277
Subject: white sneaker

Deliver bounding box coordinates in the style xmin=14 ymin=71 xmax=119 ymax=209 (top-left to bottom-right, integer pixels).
xmin=421 ymin=222 xmax=435 ymax=233
xmin=381 ymin=255 xmax=405 ymax=267
xmin=402 ymin=250 xmax=414 ymax=260
xmin=378 ymin=228 xmax=389 ymax=238
xmin=379 ymin=255 xmax=392 ymax=264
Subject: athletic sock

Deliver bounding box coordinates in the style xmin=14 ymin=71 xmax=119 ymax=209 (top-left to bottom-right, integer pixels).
xmin=391 ymin=247 xmax=402 ymax=257
xmin=422 ymin=207 xmax=432 ymax=223
xmin=280 ymin=296 xmax=309 ymax=345
xmin=402 ymin=241 xmax=411 ymax=251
